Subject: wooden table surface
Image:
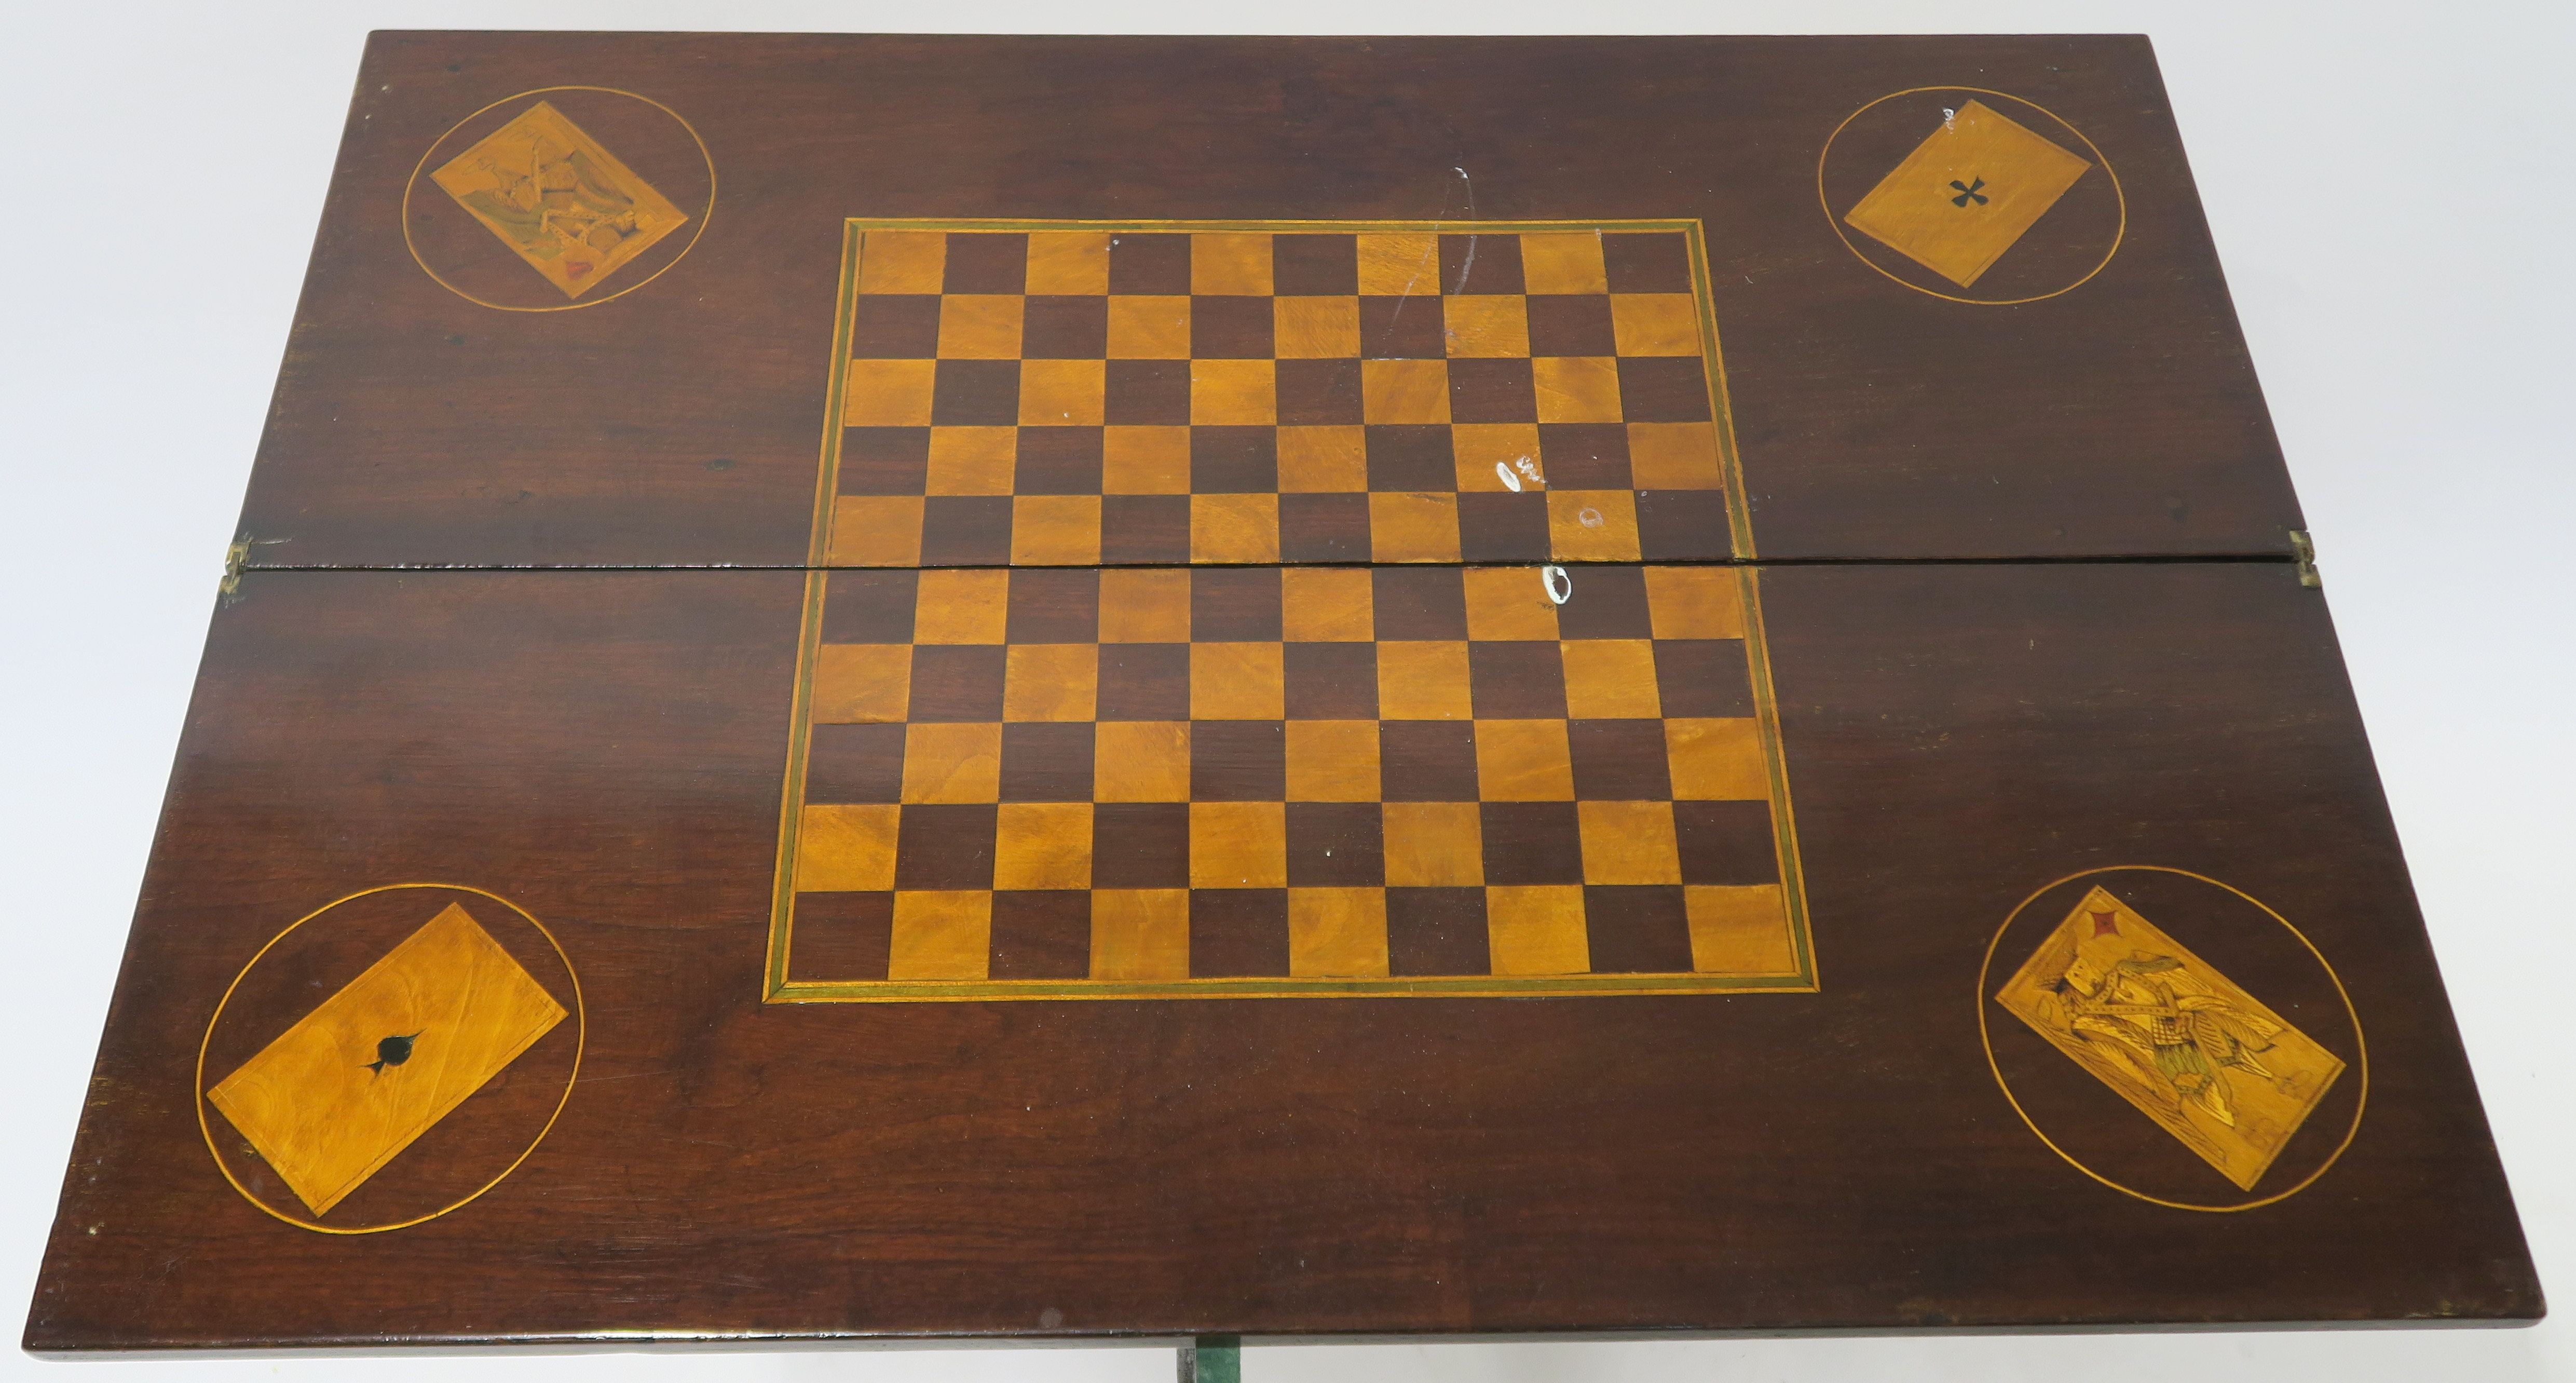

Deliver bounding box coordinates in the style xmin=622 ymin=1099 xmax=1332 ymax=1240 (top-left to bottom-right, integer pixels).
xmin=24 ymin=31 xmax=2539 ymax=1353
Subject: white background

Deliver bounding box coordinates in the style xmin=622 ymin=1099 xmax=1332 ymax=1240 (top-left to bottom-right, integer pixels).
xmin=4 ymin=2 xmax=2569 ymax=1379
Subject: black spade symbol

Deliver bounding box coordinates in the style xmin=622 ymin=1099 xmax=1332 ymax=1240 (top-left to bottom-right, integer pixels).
xmin=365 ymin=1033 xmax=421 ymax=1076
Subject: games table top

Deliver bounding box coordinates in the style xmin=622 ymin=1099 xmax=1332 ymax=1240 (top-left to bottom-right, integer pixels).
xmin=25 ymin=30 xmax=2540 ymax=1355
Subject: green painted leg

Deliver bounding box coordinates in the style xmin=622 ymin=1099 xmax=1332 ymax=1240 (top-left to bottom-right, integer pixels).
xmin=1178 ymin=1334 xmax=1241 ymax=1383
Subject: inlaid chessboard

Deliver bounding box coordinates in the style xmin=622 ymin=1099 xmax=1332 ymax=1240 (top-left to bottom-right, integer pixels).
xmin=775 ymin=563 xmax=1809 ymax=998
xmin=819 ymin=222 xmax=1746 ymax=567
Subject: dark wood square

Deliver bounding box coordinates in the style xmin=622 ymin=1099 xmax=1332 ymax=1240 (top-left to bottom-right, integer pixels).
xmin=1386 ymin=888 xmax=1493 ymax=975
xmin=1191 ymin=721 xmax=1287 ymax=802
xmin=1283 ymin=642 xmax=1378 ymax=720
xmin=1188 ymin=889 xmax=1291 ymax=977
xmin=987 ymin=890 xmax=1091 ymax=980
xmin=823 ymin=569 xmax=919 ymax=644
xmin=892 ymin=804 xmax=998 ymax=889
xmin=1370 ymin=568 xmax=1467 ymax=640
xmin=1096 ymin=643 xmax=1190 ymax=721
xmin=1469 ymin=642 xmax=1569 ymax=720
xmin=1581 ymin=885 xmax=1693 ymax=972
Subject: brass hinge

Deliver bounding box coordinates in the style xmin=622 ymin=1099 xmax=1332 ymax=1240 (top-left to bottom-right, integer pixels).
xmin=2288 ymin=531 xmax=2320 ymax=589
xmin=218 ymin=536 xmax=252 ymax=603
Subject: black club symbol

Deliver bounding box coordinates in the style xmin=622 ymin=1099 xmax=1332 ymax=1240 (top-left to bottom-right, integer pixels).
xmin=1950 ymin=178 xmax=1989 ymax=207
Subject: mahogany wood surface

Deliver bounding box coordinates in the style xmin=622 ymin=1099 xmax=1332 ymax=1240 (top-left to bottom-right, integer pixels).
xmin=26 ymin=562 xmax=2534 ymax=1349
xmin=231 ymin=32 xmax=2299 ymax=569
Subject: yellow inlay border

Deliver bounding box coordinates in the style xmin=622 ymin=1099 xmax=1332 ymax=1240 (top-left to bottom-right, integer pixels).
xmin=1975 ymin=865 xmax=2367 ymax=1212
xmin=1817 ymin=87 xmax=2127 ymax=307
xmin=195 ymin=883 xmax=586 ymax=1235
xmin=401 ymin=86 xmax=716 ymax=313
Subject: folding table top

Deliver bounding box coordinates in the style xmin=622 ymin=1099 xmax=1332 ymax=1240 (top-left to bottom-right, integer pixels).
xmin=26 ymin=32 xmax=2537 ymax=1355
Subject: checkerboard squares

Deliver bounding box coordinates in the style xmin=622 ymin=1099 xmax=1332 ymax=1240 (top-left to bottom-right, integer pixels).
xmin=1286 ymin=721 xmax=1380 ymax=801
xmin=1476 ymin=719 xmax=1576 ymax=801
xmin=1485 ymin=886 xmax=1589 ymax=975
xmin=1627 ymin=423 xmax=1725 ymax=491
xmin=828 ymin=496 xmax=923 ymax=566
xmin=927 ymin=427 xmax=1014 ymax=494
xmin=1547 ymin=490 xmax=1641 ymax=561
xmin=1644 ymin=565 xmax=1743 ymax=639
xmin=1383 ymin=803 xmax=1483 ymax=887
xmin=1533 ymin=356 xmax=1621 ymax=424
xmin=1519 ymin=233 xmax=1609 ymax=295
xmin=888 ymin=890 xmax=991 ymax=981
xmin=902 ymin=723 xmax=1002 ymax=803
xmin=1578 ymin=801 xmax=1681 ymax=884
xmin=1089 ymin=889 xmax=1189 ymax=980
xmin=1021 ymin=360 xmax=1106 ymax=425
xmin=1560 ymin=640 xmax=1660 ymax=719
xmin=1289 ymin=889 xmax=1391 ymax=978
xmin=994 ymin=802 xmax=1092 ymax=890
xmin=1191 ymin=494 xmax=1281 ymax=563
xmin=858 ymin=229 xmax=946 ymax=294
xmin=1108 ymin=296 xmax=1190 ymax=359
xmin=1452 ymin=424 xmax=1544 ymax=493
xmin=1099 ymin=568 xmax=1192 ymax=642
xmin=1609 ymin=295 xmax=1701 ymax=357
xmin=938 ymin=295 xmax=1023 ymax=359
xmin=1282 ymin=568 xmax=1373 ymax=641
xmin=1463 ymin=566 xmax=1559 ymax=641
xmin=1377 ymin=641 xmax=1471 ymax=720
xmin=1011 ymin=496 xmax=1102 ymax=565
xmin=1686 ymin=884 xmax=1797 ymax=975
xmin=1094 ymin=722 xmax=1191 ymax=801
xmin=1192 ymin=232 xmax=1273 ymax=296
xmin=1356 ymin=233 xmax=1439 ymax=296
xmin=844 ymin=358 xmax=936 ymax=427
xmin=812 ymin=643 xmax=911 ymax=723
xmin=1363 ymin=360 xmax=1450 ymax=424
xmin=1103 ymin=427 xmax=1193 ymax=494
xmin=1026 ymin=230 xmax=1111 ymax=294
xmin=1191 ymin=802 xmax=1286 ymax=888
xmin=1004 ymin=644 xmax=1098 ymax=721
xmin=1443 ymin=296 xmax=1529 ymax=357
xmin=1666 ymin=717 xmax=1769 ymax=800
xmin=1368 ymin=492 xmax=1461 ymax=563
xmin=1277 ymin=426 xmax=1367 ymax=492
xmin=1275 ymin=298 xmax=1359 ymax=359
xmin=1191 ymin=642 xmax=1285 ymax=720
xmin=916 ymin=569 xmax=1010 ymax=643
xmin=796 ymin=803 xmax=898 ymax=891
xmin=1192 ymin=360 xmax=1276 ymax=425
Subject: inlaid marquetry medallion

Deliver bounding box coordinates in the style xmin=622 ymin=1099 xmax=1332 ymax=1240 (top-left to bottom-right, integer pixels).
xmin=1842 ymin=100 xmax=2092 ymax=290
xmin=429 ymin=101 xmax=689 ymax=300
xmin=1995 ymin=885 xmax=2345 ymax=1192
xmin=1819 ymin=87 xmax=2126 ymax=305
xmin=402 ymin=87 xmax=714 ymax=312
xmin=1978 ymin=867 xmax=2366 ymax=1212
xmin=197 ymin=885 xmax=583 ymax=1232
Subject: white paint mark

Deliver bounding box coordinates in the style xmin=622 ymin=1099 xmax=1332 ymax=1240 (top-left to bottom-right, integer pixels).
xmin=1942 ymin=107 xmax=1957 ymax=130
xmin=1515 ymin=456 xmax=1544 ymax=486
xmin=1452 ymin=234 xmax=1479 ymax=294
xmin=1542 ymin=565 xmax=1572 ymax=604
xmin=1578 ymin=507 xmax=1605 ymax=529
xmin=1496 ymin=461 xmax=1522 ymax=492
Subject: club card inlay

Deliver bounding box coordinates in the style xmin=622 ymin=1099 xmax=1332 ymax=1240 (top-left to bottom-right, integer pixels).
xmin=1843 ymin=100 xmax=2092 ymax=288
xmin=206 ymin=903 xmax=569 ymax=1215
